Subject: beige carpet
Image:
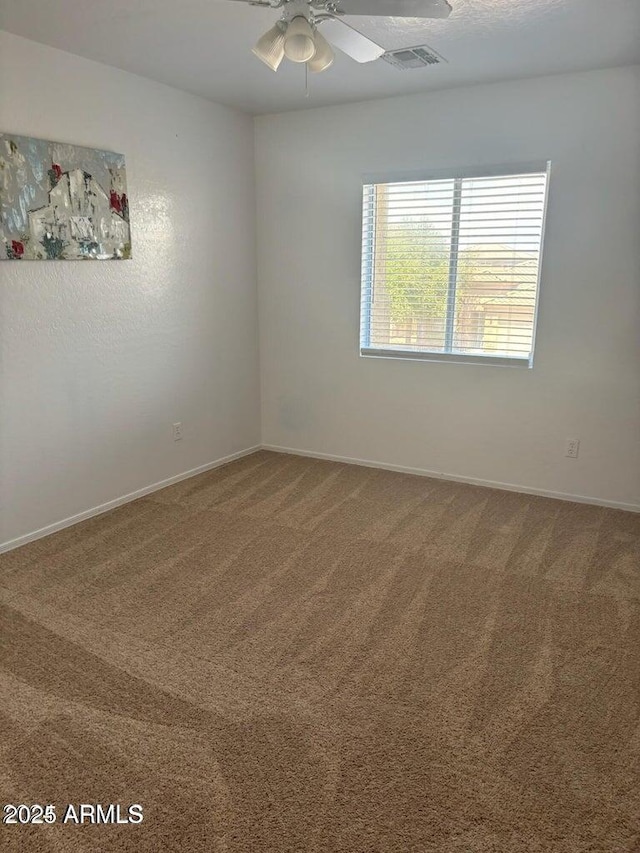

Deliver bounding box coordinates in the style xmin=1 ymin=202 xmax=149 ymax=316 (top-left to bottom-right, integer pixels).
xmin=1 ymin=450 xmax=639 ymax=852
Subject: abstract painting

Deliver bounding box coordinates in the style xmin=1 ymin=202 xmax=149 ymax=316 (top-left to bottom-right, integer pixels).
xmin=0 ymin=133 xmax=131 ymax=260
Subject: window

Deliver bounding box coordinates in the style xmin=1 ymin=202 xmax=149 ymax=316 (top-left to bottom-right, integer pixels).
xmin=360 ymin=165 xmax=550 ymax=366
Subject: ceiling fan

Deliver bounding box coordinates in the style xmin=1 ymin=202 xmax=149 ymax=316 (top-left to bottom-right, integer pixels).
xmin=225 ymin=0 xmax=452 ymax=73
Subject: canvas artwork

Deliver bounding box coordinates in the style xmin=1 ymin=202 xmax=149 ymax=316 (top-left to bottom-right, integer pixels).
xmin=0 ymin=132 xmax=131 ymax=260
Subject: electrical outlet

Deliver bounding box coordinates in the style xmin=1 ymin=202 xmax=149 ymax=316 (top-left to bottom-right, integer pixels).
xmin=172 ymin=422 xmax=183 ymax=442
xmin=565 ymin=438 xmax=580 ymax=459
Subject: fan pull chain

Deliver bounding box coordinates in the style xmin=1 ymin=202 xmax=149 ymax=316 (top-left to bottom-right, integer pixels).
xmin=305 ymin=62 xmax=310 ymax=98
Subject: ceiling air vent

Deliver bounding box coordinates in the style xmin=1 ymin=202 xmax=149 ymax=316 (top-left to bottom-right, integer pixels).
xmin=382 ymin=45 xmax=445 ymax=70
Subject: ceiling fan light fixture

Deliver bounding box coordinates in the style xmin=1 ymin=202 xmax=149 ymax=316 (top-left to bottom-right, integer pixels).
xmin=307 ymin=29 xmax=334 ymax=73
xmin=252 ymin=20 xmax=287 ymax=71
xmin=284 ymin=16 xmax=316 ymax=63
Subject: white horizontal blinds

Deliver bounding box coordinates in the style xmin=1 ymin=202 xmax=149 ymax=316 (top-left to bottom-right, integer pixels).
xmin=360 ymin=168 xmax=549 ymax=363
xmin=362 ymin=179 xmax=455 ymax=354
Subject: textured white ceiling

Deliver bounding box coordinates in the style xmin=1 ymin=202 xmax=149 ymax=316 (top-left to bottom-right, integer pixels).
xmin=1 ymin=0 xmax=639 ymax=114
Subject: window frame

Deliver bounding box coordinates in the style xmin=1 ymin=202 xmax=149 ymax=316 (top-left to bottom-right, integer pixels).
xmin=359 ymin=162 xmax=551 ymax=368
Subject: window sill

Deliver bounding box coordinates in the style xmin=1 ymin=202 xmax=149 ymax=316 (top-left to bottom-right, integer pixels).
xmin=360 ymin=348 xmax=532 ymax=368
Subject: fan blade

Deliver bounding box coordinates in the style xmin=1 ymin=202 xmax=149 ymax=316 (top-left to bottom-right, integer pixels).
xmin=330 ymin=0 xmax=452 ymax=18
xmin=320 ymin=18 xmax=385 ymax=63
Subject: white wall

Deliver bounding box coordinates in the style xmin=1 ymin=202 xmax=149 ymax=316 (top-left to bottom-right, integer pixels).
xmin=0 ymin=32 xmax=260 ymax=548
xmin=256 ymin=67 xmax=640 ymax=509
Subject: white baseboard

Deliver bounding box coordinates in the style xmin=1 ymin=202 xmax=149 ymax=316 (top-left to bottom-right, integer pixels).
xmin=262 ymin=444 xmax=640 ymax=513
xmin=2 ymin=441 xmax=637 ymax=555
xmin=0 ymin=445 xmax=262 ymax=555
